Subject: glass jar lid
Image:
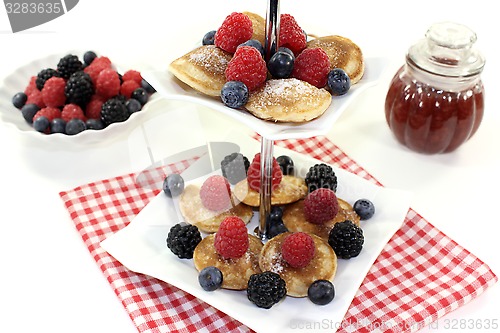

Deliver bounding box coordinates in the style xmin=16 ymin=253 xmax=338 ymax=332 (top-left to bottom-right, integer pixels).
xmin=407 ymin=22 xmax=485 ymax=78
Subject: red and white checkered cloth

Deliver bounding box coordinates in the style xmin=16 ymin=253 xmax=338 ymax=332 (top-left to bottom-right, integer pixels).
xmin=59 ymin=136 xmax=497 ymax=333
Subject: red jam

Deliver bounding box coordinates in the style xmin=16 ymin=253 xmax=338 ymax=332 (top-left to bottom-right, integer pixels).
xmin=384 ymin=22 xmax=485 ymax=154
xmin=385 ymin=66 xmax=484 ymax=154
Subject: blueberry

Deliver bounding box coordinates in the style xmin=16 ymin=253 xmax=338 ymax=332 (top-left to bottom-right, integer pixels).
xmin=33 ymin=116 xmax=49 ymax=132
xmin=86 ymin=118 xmax=105 ymax=130
xmin=21 ymin=104 xmax=40 ymax=123
xmin=270 ymin=206 xmax=283 ymax=221
xmin=131 ymin=87 xmax=148 ymax=105
xmin=202 ymin=30 xmax=216 ymax=45
xmin=276 ymin=155 xmax=294 ymax=176
xmin=50 ymin=118 xmax=66 ymax=134
xmin=198 ymin=266 xmax=223 ymax=291
xmin=220 ymin=81 xmax=249 ymax=109
xmin=238 ymin=39 xmax=265 ymax=57
xmin=126 ymin=98 xmax=142 ymax=114
xmin=65 ymin=118 xmax=87 ymax=135
xmin=277 ymin=47 xmax=294 ymax=58
xmin=141 ymin=79 xmax=156 ymax=94
xmin=267 ymin=49 xmax=295 ymax=79
xmin=163 ymin=173 xmax=185 ymax=197
xmin=12 ymin=92 xmax=27 ymax=109
xmin=353 ymin=199 xmax=375 ymax=220
xmin=83 ymin=51 xmax=97 ymax=66
xmin=308 ymin=280 xmax=335 ymax=305
xmin=327 ymin=68 xmax=351 ymax=96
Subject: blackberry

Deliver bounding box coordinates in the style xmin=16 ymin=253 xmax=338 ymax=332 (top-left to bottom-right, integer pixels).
xmin=57 ymin=54 xmax=83 ymax=79
xmin=247 ymin=271 xmax=287 ymax=309
xmin=328 ymin=220 xmax=364 ymax=259
xmin=100 ymin=97 xmax=129 ymax=126
xmin=220 ymin=152 xmax=250 ymax=184
xmin=305 ymin=163 xmax=337 ymax=193
xmin=65 ymin=71 xmax=94 ymax=107
xmin=166 ymin=223 xmax=202 ymax=259
xmin=36 ymin=68 xmax=61 ymax=90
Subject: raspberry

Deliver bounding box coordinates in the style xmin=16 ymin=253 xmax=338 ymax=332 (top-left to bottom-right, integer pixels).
xmin=24 ymin=76 xmax=38 ymax=95
xmin=246 ymin=153 xmax=283 ymax=192
xmin=26 ymin=90 xmax=46 ymax=108
xmin=292 ymin=48 xmax=331 ymax=88
xmin=199 ymin=175 xmax=232 ymax=211
xmin=214 ymin=216 xmax=249 ymax=259
xmin=41 ymin=77 xmax=66 ymax=107
xmin=120 ymin=79 xmax=141 ymax=99
xmin=36 ymin=68 xmax=61 ymax=90
xmin=214 ymin=12 xmax=253 ymax=54
xmin=33 ymin=107 xmax=61 ymax=122
xmin=303 ymin=188 xmax=339 ymax=224
xmin=122 ymin=70 xmax=142 ymax=84
xmin=225 ymin=46 xmax=267 ymax=92
xmin=279 ymin=14 xmax=307 ymax=56
xmin=61 ymin=103 xmax=86 ymax=122
xmin=96 ymin=68 xmax=121 ymax=99
xmin=84 ymin=56 xmax=112 ymax=83
xmin=281 ymin=232 xmax=315 ymax=268
xmin=85 ymin=95 xmax=104 ymax=119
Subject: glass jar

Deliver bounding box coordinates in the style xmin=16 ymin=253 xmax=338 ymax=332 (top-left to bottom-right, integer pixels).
xmin=385 ymin=22 xmax=485 ymax=154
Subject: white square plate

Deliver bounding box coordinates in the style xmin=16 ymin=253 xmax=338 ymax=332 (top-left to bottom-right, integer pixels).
xmin=101 ymin=134 xmax=412 ymax=333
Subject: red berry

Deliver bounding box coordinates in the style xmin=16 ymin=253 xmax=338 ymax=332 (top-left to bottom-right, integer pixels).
xmin=61 ymin=103 xmax=86 ymax=122
xmin=303 ymin=188 xmax=339 ymax=224
xmin=120 ymin=79 xmax=141 ymax=99
xmin=246 ymin=153 xmax=283 ymax=192
xmin=214 ymin=12 xmax=253 ymax=54
xmin=281 ymin=232 xmax=315 ymax=268
xmin=84 ymin=56 xmax=112 ymax=83
xmin=225 ymin=46 xmax=267 ymax=91
xmin=279 ymin=14 xmax=307 ymax=56
xmin=85 ymin=95 xmax=104 ymax=119
xmin=26 ymin=90 xmax=46 ymax=108
xmin=96 ymin=68 xmax=121 ymax=99
xmin=122 ymin=70 xmax=142 ymax=85
xmin=292 ymin=48 xmax=331 ymax=88
xmin=214 ymin=216 xmax=249 ymax=259
xmin=33 ymin=107 xmax=61 ymax=122
xmin=24 ymin=76 xmax=38 ymax=95
xmin=41 ymin=76 xmax=66 ymax=107
xmin=199 ymin=175 xmax=232 ymax=211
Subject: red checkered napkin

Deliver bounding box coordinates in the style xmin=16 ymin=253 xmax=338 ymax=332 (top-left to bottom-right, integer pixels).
xmin=59 ymin=136 xmax=497 ymax=333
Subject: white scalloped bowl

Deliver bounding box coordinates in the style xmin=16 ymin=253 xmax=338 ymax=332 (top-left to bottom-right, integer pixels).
xmin=0 ymin=51 xmax=160 ymax=146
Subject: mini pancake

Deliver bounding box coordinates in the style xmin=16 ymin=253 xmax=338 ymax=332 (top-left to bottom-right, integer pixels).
xmin=232 ymin=175 xmax=307 ymax=207
xmin=282 ymin=198 xmax=360 ymax=241
xmin=193 ymin=234 xmax=263 ymax=290
xmin=245 ymin=78 xmax=332 ymax=122
xmin=307 ymin=35 xmax=364 ymax=84
xmin=179 ymin=184 xmax=253 ymax=233
xmin=168 ymin=45 xmax=232 ymax=96
xmin=259 ymin=232 xmax=337 ymax=297
xmin=243 ymin=11 xmax=266 ymax=46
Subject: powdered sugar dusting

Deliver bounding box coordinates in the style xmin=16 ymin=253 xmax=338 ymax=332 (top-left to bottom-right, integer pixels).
xmin=188 ymin=46 xmax=230 ymax=75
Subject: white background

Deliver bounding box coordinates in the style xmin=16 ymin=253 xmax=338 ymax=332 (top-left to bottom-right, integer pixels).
xmin=0 ymin=1 xmax=498 ymax=332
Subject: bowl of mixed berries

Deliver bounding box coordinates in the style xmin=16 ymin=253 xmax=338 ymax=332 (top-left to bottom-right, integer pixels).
xmin=0 ymin=50 xmax=157 ymax=145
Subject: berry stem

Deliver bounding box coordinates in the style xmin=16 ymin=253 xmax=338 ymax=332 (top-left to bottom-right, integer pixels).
xmin=257 ymin=136 xmax=275 ymax=240
xmin=264 ymin=0 xmax=280 ymax=61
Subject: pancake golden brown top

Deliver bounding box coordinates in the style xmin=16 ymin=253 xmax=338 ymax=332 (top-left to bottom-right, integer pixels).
xmin=179 ymin=184 xmax=253 ymax=233
xmin=243 ymin=11 xmax=266 ymax=46
xmin=245 ymin=78 xmax=332 ymax=122
xmin=307 ymin=35 xmax=364 ymax=84
xmin=193 ymin=234 xmax=263 ymax=290
xmin=282 ymin=198 xmax=360 ymax=241
xmin=233 ymin=175 xmax=307 ymax=207
xmin=168 ymin=45 xmax=232 ymax=96
xmin=259 ymin=232 xmax=337 ymax=297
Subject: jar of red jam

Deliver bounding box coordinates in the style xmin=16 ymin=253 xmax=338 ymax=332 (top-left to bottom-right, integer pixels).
xmin=385 ymin=22 xmax=485 ymax=154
